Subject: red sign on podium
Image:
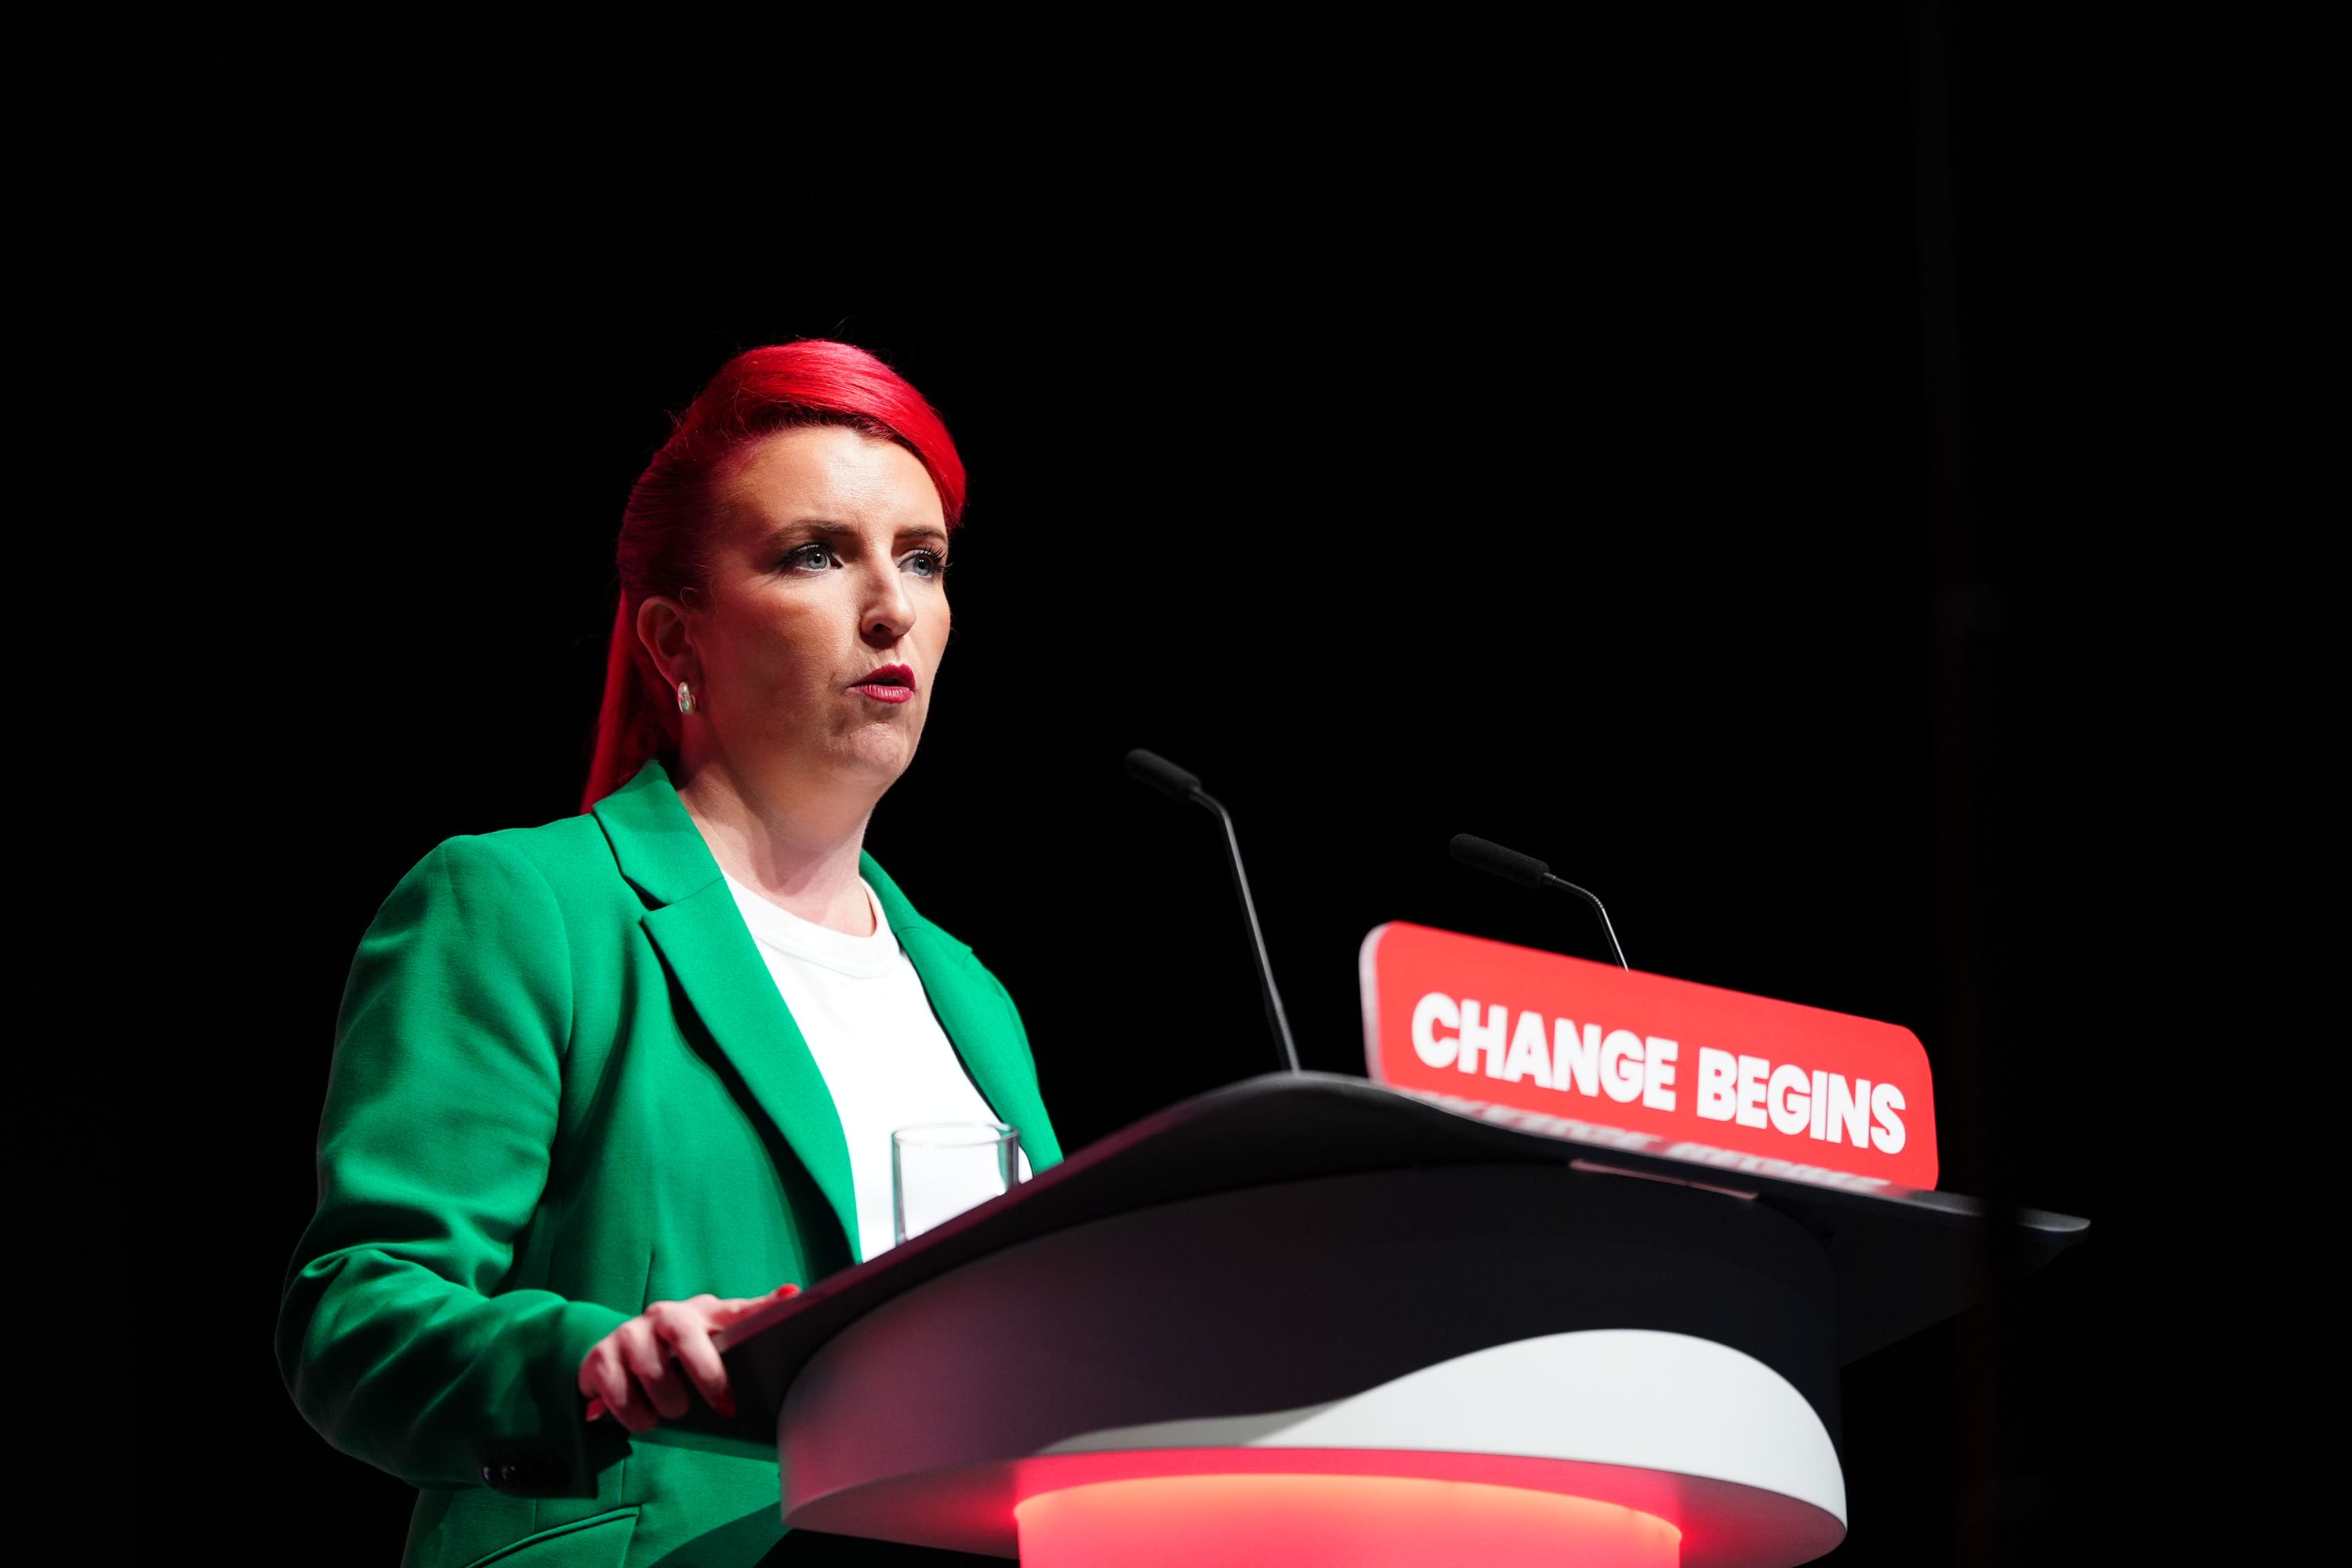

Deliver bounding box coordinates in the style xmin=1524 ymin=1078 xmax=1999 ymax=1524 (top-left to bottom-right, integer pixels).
xmin=1359 ymin=922 xmax=1938 ymax=1195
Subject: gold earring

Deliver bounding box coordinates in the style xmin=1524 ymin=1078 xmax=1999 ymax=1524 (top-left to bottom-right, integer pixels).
xmin=676 ymin=681 xmax=695 ymax=715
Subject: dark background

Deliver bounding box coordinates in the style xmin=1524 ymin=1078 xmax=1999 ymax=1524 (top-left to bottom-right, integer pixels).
xmin=135 ymin=7 xmax=2335 ymax=1564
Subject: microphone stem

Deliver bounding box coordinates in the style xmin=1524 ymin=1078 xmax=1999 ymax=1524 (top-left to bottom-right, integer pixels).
xmin=1192 ymin=789 xmax=1302 ymax=1073
xmin=1544 ymin=873 xmax=1630 ymax=970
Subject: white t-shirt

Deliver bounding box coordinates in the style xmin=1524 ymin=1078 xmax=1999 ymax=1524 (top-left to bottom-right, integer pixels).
xmin=724 ymin=872 xmax=1029 ymax=1264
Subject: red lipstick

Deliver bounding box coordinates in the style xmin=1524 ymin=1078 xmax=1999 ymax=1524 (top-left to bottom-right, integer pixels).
xmin=850 ymin=663 xmax=917 ymax=705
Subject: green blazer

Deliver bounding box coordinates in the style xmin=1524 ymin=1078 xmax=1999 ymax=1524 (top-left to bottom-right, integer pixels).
xmin=277 ymin=761 xmax=1062 ymax=1568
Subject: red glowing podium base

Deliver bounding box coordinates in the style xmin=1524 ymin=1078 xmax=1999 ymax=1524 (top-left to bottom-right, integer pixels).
xmin=706 ymin=1073 xmax=2085 ymax=1565
xmin=1017 ymin=1474 xmax=1677 ymax=1568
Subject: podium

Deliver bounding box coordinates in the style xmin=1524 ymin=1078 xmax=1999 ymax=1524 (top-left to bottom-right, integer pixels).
xmin=702 ymin=1073 xmax=2083 ymax=1565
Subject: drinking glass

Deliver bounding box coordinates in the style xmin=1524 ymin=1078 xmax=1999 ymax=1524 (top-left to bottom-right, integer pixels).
xmin=892 ymin=1121 xmax=1022 ymax=1245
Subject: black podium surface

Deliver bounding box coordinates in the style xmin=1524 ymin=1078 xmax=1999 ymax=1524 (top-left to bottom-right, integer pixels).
xmin=686 ymin=1072 xmax=2085 ymax=1456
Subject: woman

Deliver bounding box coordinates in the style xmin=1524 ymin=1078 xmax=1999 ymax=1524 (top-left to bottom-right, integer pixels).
xmin=277 ymin=341 xmax=1061 ymax=1567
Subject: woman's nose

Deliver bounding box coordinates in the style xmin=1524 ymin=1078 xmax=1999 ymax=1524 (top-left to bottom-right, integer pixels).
xmin=860 ymin=562 xmax=916 ymax=645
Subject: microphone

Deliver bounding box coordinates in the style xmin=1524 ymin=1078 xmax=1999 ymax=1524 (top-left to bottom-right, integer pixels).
xmin=1124 ymin=749 xmax=1301 ymax=1073
xmin=1450 ymin=833 xmax=1631 ymax=970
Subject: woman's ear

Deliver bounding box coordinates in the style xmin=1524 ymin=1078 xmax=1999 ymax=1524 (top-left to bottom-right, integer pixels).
xmin=636 ymin=594 xmax=696 ymax=689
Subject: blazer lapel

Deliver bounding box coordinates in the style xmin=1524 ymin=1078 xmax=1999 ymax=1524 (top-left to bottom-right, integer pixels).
xmin=641 ymin=887 xmax=860 ymax=1247
xmin=595 ymin=764 xmax=860 ymax=1254
xmin=866 ymin=858 xmax=1065 ymax=1169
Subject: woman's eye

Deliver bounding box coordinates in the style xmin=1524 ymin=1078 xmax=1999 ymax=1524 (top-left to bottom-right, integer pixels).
xmin=784 ymin=544 xmax=837 ymax=572
xmin=902 ymin=550 xmax=947 ymax=579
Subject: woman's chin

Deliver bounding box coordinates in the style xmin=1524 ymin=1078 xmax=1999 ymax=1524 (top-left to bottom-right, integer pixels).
xmin=830 ymin=728 xmax=921 ymax=786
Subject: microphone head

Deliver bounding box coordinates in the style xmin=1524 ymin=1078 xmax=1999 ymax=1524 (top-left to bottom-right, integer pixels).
xmin=1450 ymin=833 xmax=1552 ymax=888
xmin=1124 ymin=748 xmax=1203 ymax=803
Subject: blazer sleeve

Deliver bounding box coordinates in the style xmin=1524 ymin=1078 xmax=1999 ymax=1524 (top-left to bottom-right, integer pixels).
xmin=276 ymin=833 xmax=630 ymax=1497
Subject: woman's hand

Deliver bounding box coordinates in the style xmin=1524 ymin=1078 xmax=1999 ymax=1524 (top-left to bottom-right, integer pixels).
xmin=577 ymin=1283 xmax=801 ymax=1432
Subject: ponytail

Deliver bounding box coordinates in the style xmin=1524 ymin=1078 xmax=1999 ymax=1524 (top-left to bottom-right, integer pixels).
xmin=582 ymin=598 xmax=676 ymax=812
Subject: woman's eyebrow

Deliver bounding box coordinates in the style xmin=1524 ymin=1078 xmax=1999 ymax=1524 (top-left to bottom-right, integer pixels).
xmin=765 ymin=520 xmax=947 ymax=546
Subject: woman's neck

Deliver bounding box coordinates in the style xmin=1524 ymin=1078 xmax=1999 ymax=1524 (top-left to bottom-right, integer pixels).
xmin=672 ymin=756 xmax=879 ymax=936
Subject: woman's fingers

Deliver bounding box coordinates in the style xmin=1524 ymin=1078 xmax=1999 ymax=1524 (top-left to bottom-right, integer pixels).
xmin=581 ymin=1340 xmax=651 ymax=1432
xmin=708 ymin=1281 xmax=801 ymax=1327
xmin=649 ymin=1300 xmax=735 ymax=1418
xmin=620 ymin=1322 xmax=691 ymax=1421
xmin=577 ymin=1287 xmax=802 ymax=1435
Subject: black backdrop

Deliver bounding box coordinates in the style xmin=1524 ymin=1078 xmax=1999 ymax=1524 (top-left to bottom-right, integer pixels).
xmin=136 ymin=9 xmax=2334 ymax=1565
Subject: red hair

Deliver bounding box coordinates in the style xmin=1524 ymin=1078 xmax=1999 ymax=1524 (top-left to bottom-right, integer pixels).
xmin=583 ymin=341 xmax=967 ymax=809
